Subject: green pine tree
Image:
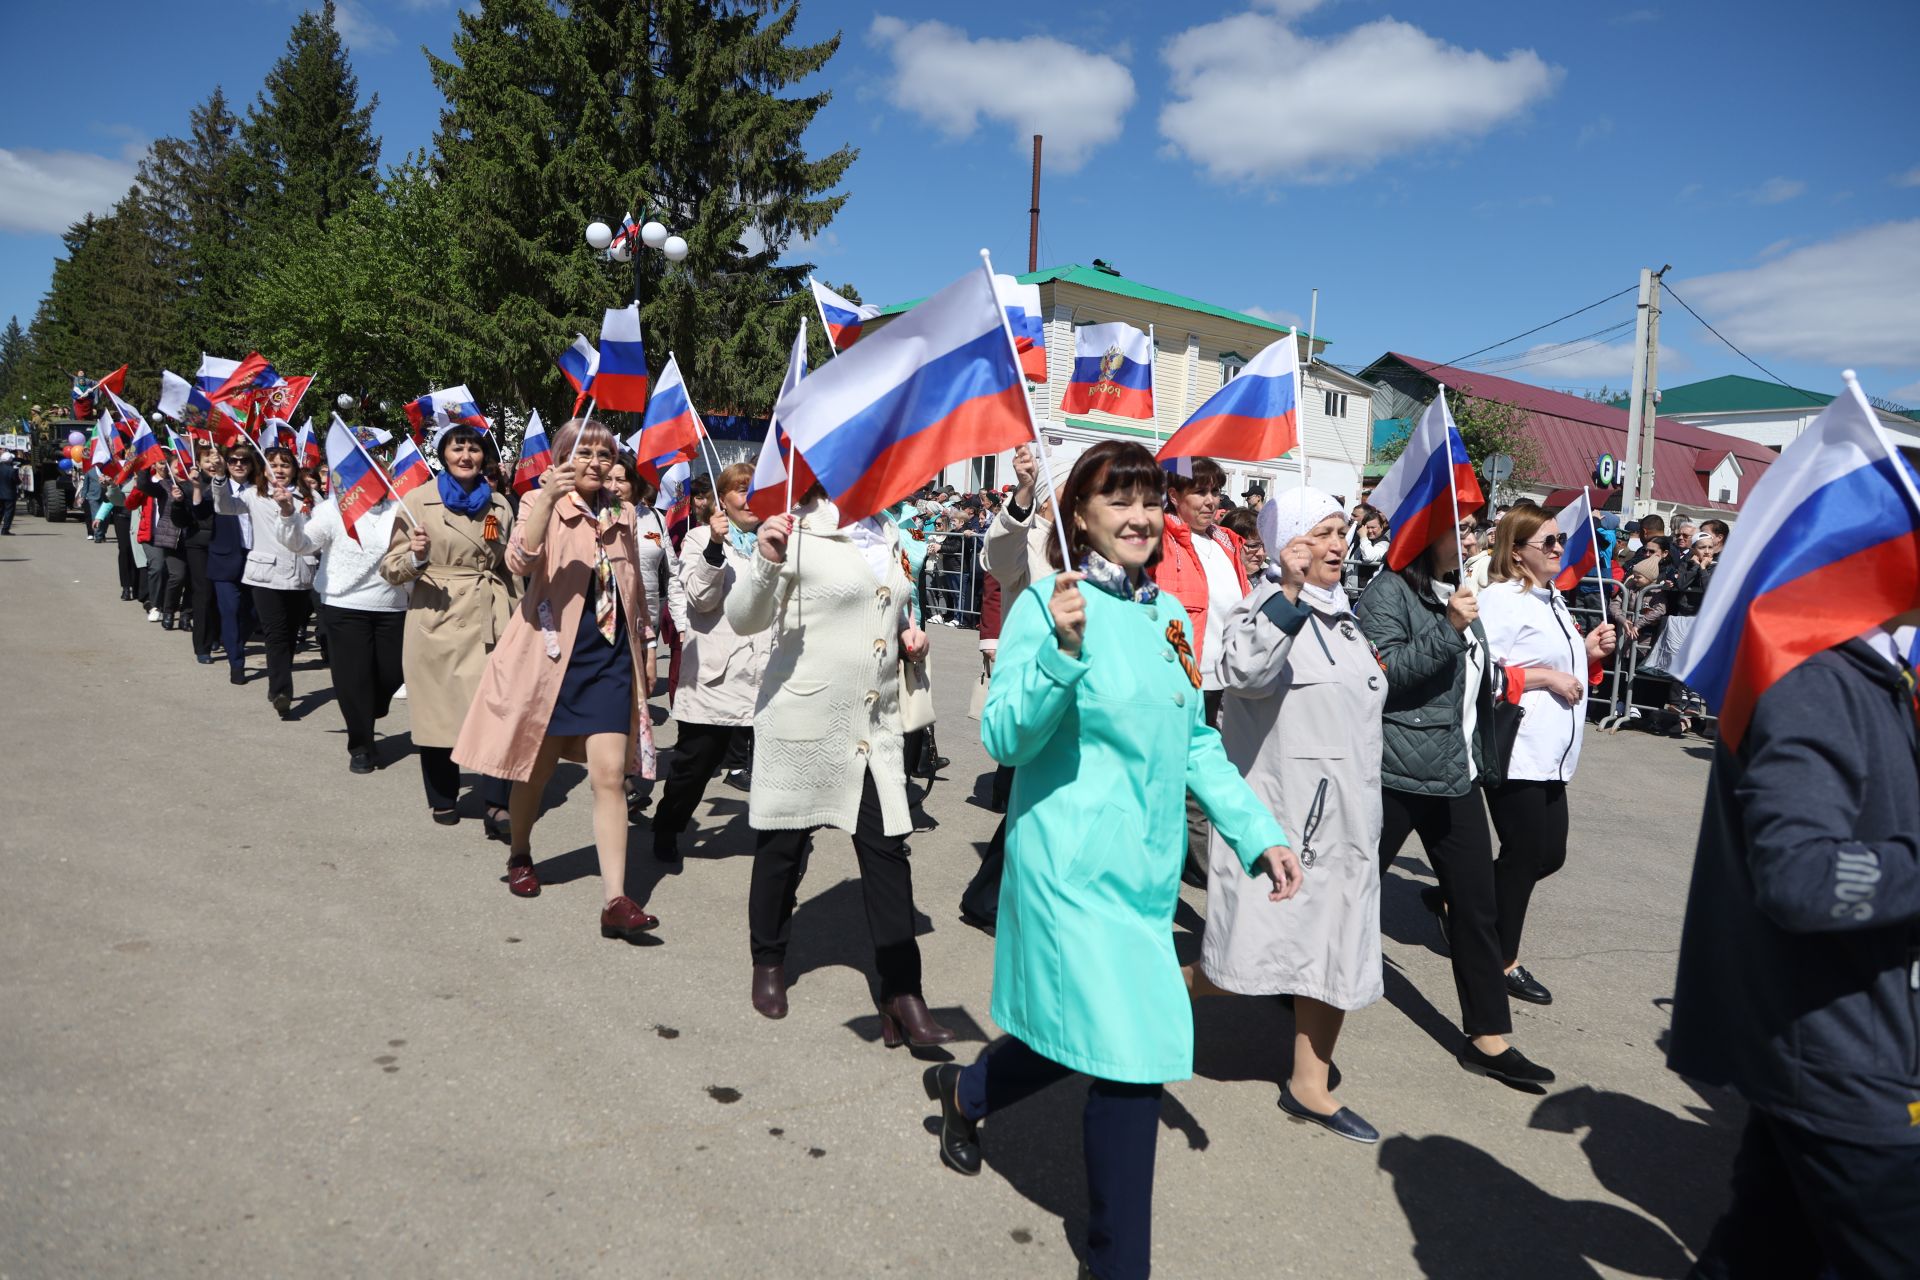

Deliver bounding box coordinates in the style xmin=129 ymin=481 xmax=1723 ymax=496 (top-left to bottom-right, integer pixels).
xmin=24 ymin=197 xmax=180 ymax=412
xmin=243 ymin=1 xmax=381 ymax=233
xmin=430 ymin=0 xmax=854 ymax=420
xmin=0 ymin=316 xmax=29 ymax=415
xmin=156 ymin=89 xmax=254 ymax=362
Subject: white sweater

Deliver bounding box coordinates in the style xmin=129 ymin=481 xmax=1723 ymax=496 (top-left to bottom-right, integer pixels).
xmin=1478 ymin=579 xmax=1586 ymax=782
xmin=277 ymin=499 xmax=411 ymax=612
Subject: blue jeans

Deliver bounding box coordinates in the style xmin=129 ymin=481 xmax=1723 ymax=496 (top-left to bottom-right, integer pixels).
xmin=958 ymin=1037 xmax=1163 ymax=1280
xmin=213 ymin=580 xmax=256 ymax=674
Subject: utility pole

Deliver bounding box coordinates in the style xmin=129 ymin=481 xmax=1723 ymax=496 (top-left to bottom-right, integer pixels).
xmin=1620 ymin=265 xmax=1669 ymax=516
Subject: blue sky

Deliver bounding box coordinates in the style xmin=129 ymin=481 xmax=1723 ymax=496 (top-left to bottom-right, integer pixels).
xmin=4 ymin=0 xmax=1918 ymax=406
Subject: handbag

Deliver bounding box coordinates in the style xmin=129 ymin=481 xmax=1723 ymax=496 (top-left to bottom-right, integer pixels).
xmin=899 ymin=656 xmax=937 ymax=731
xmin=1486 ymin=661 xmax=1525 ymax=786
xmin=967 ymin=671 xmax=989 ymax=720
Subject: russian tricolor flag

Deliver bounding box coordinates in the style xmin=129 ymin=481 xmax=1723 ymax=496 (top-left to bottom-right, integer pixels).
xmin=258 ymin=418 xmax=292 ymax=453
xmin=1676 ymin=376 xmax=1920 ymax=747
xmin=295 ymin=419 xmax=322 ymax=470
xmin=1551 ymin=489 xmax=1601 ymax=591
xmin=555 ymin=333 xmax=599 ymax=408
xmin=775 ymin=259 xmax=1032 ymax=524
xmin=117 ymin=419 xmax=166 ymax=483
xmin=633 ymin=354 xmax=703 ymax=466
xmin=994 ymin=275 xmax=1048 ymax=383
xmin=610 ymin=211 xmax=638 ymax=254
xmin=158 ymin=370 xmax=212 ymax=424
xmin=512 ymin=410 xmax=552 ymax=496
xmin=403 ymin=384 xmax=488 ymax=434
xmin=167 ymin=427 xmax=196 ymax=478
xmin=1370 ymin=388 xmax=1486 ymax=572
xmin=390 ymin=434 xmax=434 ymax=497
xmin=1059 ymin=321 xmax=1154 ymax=420
xmin=810 ymin=277 xmax=882 ymax=351
xmin=208 ymin=353 xmax=278 ymax=407
xmin=746 ymin=321 xmax=813 ymax=520
xmin=593 ymin=305 xmax=651 ymax=412
xmin=1158 ymin=331 xmax=1301 ymax=466
xmin=326 ymin=412 xmax=396 ymax=545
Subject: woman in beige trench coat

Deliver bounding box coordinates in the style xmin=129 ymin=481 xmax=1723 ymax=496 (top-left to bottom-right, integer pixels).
xmin=453 ymin=419 xmax=657 ymax=941
xmin=1199 ymin=487 xmax=1387 ymax=1146
xmin=379 ymin=425 xmax=519 ymax=833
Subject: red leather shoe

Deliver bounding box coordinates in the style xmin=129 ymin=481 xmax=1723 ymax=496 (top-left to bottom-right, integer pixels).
xmin=879 ymin=994 xmax=957 ymax=1048
xmin=506 ymin=855 xmax=540 ymax=898
xmin=600 ymin=895 xmax=659 ymax=939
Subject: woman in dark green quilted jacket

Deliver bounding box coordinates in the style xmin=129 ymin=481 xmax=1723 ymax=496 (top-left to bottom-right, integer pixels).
xmin=1355 ymin=520 xmax=1554 ymax=1088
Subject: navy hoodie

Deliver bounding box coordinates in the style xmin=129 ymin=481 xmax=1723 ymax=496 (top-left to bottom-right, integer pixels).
xmin=1668 ymin=638 xmax=1920 ymax=1144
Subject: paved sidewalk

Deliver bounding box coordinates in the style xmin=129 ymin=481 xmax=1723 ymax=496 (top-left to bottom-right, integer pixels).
xmin=0 ymin=520 xmax=1735 ymax=1278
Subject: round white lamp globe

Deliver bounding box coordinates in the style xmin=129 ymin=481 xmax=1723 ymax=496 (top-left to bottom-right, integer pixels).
xmin=662 ymin=235 xmax=689 ymax=262
xmin=641 ymin=220 xmax=668 ymax=250
xmin=585 ymin=221 xmax=613 ymax=251
xmin=336 ymin=392 xmax=355 ymax=411
xmin=610 ymin=242 xmax=632 ymax=262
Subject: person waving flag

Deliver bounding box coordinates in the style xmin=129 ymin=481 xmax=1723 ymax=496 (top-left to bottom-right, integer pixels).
xmin=1156 ymin=330 xmax=1300 ymax=466
xmin=1676 ymin=373 xmax=1920 ymax=746
xmin=1060 ymin=322 xmax=1154 ymax=420
xmin=810 ymin=277 xmax=882 ymax=352
xmin=390 ymin=434 xmax=434 ymax=498
xmin=403 ymin=384 xmax=488 ymax=436
xmin=1369 ymin=388 xmax=1485 ymax=572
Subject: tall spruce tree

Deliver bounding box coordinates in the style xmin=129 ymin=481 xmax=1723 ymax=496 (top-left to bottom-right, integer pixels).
xmin=0 ymin=316 xmax=28 ymax=415
xmin=24 ymin=198 xmax=180 ymax=411
xmin=430 ymin=0 xmax=854 ymax=418
xmin=244 ymin=2 xmax=381 ymax=233
xmin=154 ymin=89 xmax=253 ymax=362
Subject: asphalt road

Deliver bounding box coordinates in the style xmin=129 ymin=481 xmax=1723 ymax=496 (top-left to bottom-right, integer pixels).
xmin=0 ymin=518 xmax=1737 ymax=1279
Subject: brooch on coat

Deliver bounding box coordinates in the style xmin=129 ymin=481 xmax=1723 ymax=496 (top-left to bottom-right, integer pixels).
xmin=1166 ymin=621 xmax=1203 ymax=689
xmin=898 ymin=549 xmax=913 ymax=582
xmin=644 ymin=530 xmax=661 ymax=544
xmin=482 ymin=513 xmax=500 ymax=543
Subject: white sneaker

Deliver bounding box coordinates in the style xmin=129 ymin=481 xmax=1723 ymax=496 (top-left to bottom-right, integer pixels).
xmin=147 ymin=608 xmax=161 ymax=622
xmin=393 ymin=683 xmax=408 ymax=700
xmin=928 ymin=614 xmax=946 ymax=625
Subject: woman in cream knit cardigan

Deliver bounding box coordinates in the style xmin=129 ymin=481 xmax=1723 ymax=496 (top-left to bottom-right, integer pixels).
xmin=727 ymin=491 xmax=954 ymax=1050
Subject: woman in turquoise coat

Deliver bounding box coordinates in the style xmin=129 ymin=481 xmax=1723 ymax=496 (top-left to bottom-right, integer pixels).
xmin=922 ymin=441 xmax=1299 ymax=1280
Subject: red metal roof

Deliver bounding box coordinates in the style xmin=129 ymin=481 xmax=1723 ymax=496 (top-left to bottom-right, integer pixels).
xmin=1378 ymin=354 xmax=1774 ymax=512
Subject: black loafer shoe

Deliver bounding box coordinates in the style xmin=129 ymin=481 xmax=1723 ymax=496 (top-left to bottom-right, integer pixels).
xmin=1278 ymin=1083 xmax=1379 ymax=1145
xmin=229 ymin=669 xmax=246 ymax=686
xmin=348 ymin=752 xmax=374 ymax=775
xmin=482 ymin=812 xmax=511 ymax=843
xmin=1505 ymin=964 xmax=1552 ymax=1005
xmin=196 ymin=653 xmax=213 ymax=665
xmin=923 ymin=1064 xmax=981 ymax=1176
xmin=1458 ymin=1042 xmax=1556 ymax=1086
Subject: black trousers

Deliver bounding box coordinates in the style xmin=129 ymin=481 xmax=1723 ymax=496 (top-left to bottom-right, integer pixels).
xmin=0 ymin=496 xmax=15 ymax=533
xmin=1483 ymin=779 xmax=1569 ymax=965
xmin=112 ymin=514 xmax=136 ymax=592
xmin=960 ymin=765 xmax=1016 ymax=923
xmin=1691 ymin=1108 xmax=1920 ymax=1279
xmin=1379 ymin=787 xmax=1508 ymax=1037
xmin=722 ymin=725 xmax=753 ymax=773
xmin=748 ymin=769 xmax=923 ymax=1000
xmin=251 ymin=586 xmax=312 ymax=705
xmin=148 ymin=546 xmax=187 ymax=613
xmin=652 ymin=720 xmax=738 ymax=834
xmin=213 ymin=580 xmax=255 ymax=674
xmin=320 ymin=604 xmax=405 ymax=756
xmin=417 ymin=746 xmax=513 ymax=814
xmin=957 ymin=1036 xmax=1162 ymax=1280
xmin=185 ymin=545 xmax=215 ymax=655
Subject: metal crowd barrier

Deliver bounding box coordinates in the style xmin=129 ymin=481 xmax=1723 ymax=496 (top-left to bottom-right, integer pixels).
xmin=918 ymin=528 xmax=987 ymax=628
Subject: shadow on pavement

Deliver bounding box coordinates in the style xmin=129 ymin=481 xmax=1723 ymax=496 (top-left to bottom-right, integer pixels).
xmin=1380 ymin=1132 xmax=1695 ymax=1278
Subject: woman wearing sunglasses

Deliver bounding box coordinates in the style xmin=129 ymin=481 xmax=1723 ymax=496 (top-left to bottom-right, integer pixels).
xmin=1476 ymin=502 xmax=1616 ymax=1008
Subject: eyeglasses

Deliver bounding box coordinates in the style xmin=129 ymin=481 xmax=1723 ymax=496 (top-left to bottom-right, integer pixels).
xmin=1527 ymin=534 xmax=1567 ymax=551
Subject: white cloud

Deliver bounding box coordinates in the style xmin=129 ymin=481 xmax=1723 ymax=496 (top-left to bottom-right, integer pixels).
xmin=1577 ymin=116 xmax=1613 ymax=148
xmin=0 ymin=147 xmax=137 ymax=235
xmin=1747 ymin=176 xmax=1805 ymax=205
xmin=1611 ymin=8 xmax=1661 ymax=23
xmin=330 ymin=0 xmax=397 ymax=54
xmin=1678 ymin=220 xmax=1920 ymax=368
xmin=1241 ymin=304 xmax=1302 ymax=327
xmin=867 ymin=17 xmax=1135 ymax=171
xmin=1158 ymin=3 xmax=1560 ymax=183
xmin=1893 ymin=166 xmax=1920 ymax=189
xmin=1757 ymin=237 xmax=1794 ymax=258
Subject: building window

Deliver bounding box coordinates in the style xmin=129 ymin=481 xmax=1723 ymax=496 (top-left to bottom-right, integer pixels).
xmin=1220 ymin=353 xmax=1246 ymax=383
xmin=1323 ymin=390 xmax=1348 ymax=419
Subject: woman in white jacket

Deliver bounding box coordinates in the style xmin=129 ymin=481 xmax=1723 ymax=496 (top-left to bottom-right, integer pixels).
xmin=213 ymin=445 xmax=316 ymax=720
xmin=653 ymin=462 xmax=769 ymax=863
xmin=276 ymin=472 xmax=411 ymax=774
xmin=1475 ymin=501 xmax=1616 ymax=1007
xmin=726 ymin=487 xmax=953 ymax=1050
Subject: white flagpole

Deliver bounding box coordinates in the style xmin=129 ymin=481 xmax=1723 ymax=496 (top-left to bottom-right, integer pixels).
xmin=808 ymin=276 xmax=840 ymax=362
xmin=1440 ymin=384 xmax=1468 ymax=584
xmin=980 ymin=249 xmax=1073 ymax=570
xmin=671 ymin=350 xmax=727 ymax=482
xmin=1147 ymin=323 xmax=1160 ymax=448
xmin=1587 ymin=496 xmax=1606 ymax=603
xmin=1290 ymin=325 xmax=1305 ymax=490
xmin=566 ymin=398 xmax=599 ymax=464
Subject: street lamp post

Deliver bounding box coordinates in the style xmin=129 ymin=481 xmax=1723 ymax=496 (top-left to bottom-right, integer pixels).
xmin=583 ymin=215 xmax=688 ymax=307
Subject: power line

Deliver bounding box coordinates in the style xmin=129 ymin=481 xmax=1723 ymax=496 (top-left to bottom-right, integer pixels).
xmin=1474 ymin=328 xmax=1638 ymax=375
xmin=1467 ymin=319 xmax=1636 ymax=371
xmin=1659 ymin=281 xmax=1797 ymax=389
xmin=1409 ymin=284 xmax=1638 ymax=374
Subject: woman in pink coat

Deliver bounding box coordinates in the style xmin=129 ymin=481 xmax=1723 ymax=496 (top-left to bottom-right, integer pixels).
xmin=454 ymin=418 xmax=658 ymax=941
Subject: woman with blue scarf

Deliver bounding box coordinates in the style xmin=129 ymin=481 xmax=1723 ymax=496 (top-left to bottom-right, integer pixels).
xmin=380 ymin=424 xmax=520 ymax=832
xmin=921 ymin=440 xmax=1300 ymax=1280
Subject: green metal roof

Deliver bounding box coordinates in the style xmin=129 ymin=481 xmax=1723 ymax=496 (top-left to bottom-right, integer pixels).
xmin=874 ymin=262 xmax=1325 ymax=347
xmin=1608 ymin=374 xmax=1831 ymax=416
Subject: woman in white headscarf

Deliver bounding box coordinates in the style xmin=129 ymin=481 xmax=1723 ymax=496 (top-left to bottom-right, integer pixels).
xmin=1197 ymin=487 xmax=1387 ymax=1144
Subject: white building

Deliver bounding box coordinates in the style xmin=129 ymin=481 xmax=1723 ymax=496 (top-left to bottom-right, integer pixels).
xmin=872 ymin=261 xmax=1374 ymax=504
xmin=1619 ymin=374 xmax=1920 ymax=449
